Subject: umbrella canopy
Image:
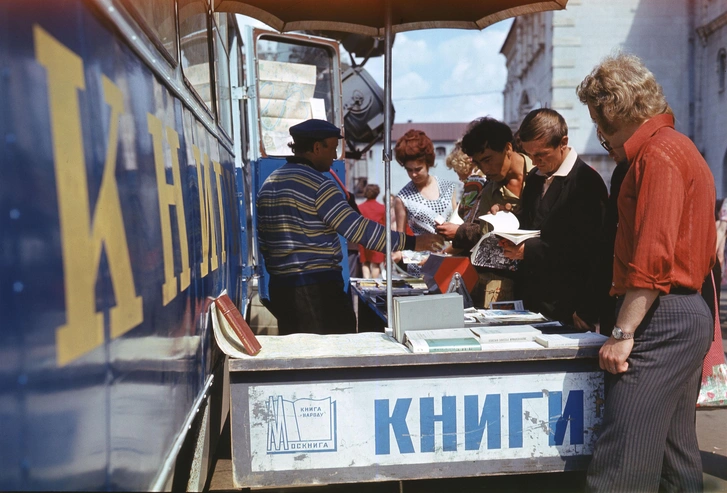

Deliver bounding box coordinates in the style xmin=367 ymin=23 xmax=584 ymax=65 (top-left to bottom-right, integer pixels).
xmin=215 ymin=0 xmax=568 ymax=36
xmin=216 ymin=0 xmax=569 ymax=320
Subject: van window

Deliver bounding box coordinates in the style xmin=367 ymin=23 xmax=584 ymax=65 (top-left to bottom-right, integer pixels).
xmin=255 ymin=36 xmax=336 ymax=156
xmin=123 ymin=0 xmax=177 ymax=62
xmin=179 ymin=0 xmax=213 ymax=113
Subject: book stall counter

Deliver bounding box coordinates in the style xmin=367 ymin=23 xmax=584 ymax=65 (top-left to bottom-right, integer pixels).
xmin=219 ymin=320 xmax=605 ymax=489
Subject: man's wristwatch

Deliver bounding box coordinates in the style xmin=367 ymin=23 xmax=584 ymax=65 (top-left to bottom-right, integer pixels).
xmin=612 ymin=326 xmax=634 ymax=340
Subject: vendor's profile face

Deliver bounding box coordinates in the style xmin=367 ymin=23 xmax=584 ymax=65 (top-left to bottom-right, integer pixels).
xmin=312 ymin=137 xmax=340 ymax=171
xmin=470 ymin=146 xmax=509 ymax=182
xmin=403 ymin=159 xmax=430 ymax=186
xmin=521 ymin=137 xmax=566 ymax=176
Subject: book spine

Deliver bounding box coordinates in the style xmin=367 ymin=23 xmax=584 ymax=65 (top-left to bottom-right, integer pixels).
xmin=215 ymin=295 xmax=262 ymax=355
xmin=478 ymin=335 xmax=534 ymax=343
xmin=428 ymin=345 xmax=481 ymax=353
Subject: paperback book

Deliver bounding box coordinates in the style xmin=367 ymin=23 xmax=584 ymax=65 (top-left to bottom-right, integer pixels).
xmin=534 ymin=332 xmax=608 ymax=348
xmin=405 ymin=328 xmax=482 ymax=353
xmin=470 ymin=325 xmax=542 ymax=343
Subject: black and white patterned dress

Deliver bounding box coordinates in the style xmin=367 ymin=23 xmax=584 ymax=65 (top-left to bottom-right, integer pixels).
xmin=397 ymin=177 xmax=456 ymax=234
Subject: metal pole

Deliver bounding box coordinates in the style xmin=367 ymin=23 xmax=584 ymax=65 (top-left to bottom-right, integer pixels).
xmin=383 ymin=0 xmax=394 ymax=328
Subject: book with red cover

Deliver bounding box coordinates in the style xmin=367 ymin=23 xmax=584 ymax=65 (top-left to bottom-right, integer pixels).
xmin=214 ymin=294 xmax=262 ymax=356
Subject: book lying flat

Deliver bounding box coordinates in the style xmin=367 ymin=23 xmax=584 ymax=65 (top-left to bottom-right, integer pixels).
xmin=405 ymin=328 xmax=482 ymax=353
xmin=471 ymin=309 xmax=548 ymax=325
xmin=534 ymin=332 xmax=608 ymax=348
xmin=479 ymin=211 xmax=540 ymax=245
xmin=470 ymin=325 xmax=542 ymax=342
xmin=478 ymin=340 xmax=544 ymax=351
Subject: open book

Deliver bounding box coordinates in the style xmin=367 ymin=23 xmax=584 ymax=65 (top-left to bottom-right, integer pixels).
xmin=479 ymin=211 xmax=540 ymax=245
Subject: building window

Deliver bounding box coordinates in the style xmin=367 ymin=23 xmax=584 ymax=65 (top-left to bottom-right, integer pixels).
xmin=519 ymin=91 xmax=532 ymax=120
xmin=719 ymin=49 xmax=726 ymax=93
xmin=436 ymin=146 xmax=446 ymax=157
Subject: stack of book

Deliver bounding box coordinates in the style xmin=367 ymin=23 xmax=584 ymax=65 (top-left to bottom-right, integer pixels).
xmin=464 ymin=308 xmax=548 ymax=326
xmin=392 ymin=292 xmax=464 ymax=343
xmin=470 ymin=325 xmax=542 ymax=343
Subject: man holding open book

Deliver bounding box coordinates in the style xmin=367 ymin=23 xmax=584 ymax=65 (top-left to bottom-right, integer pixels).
xmin=435 ymin=117 xmax=534 ymax=309
xmin=500 ymin=108 xmax=608 ymax=328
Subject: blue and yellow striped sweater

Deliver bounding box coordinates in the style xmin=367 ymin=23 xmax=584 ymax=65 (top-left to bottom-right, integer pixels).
xmin=257 ymin=159 xmax=413 ymax=284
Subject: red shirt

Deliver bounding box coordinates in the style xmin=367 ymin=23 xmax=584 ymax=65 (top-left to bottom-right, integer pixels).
xmin=612 ymin=114 xmax=716 ymax=296
xmin=358 ymin=198 xmax=386 ymax=226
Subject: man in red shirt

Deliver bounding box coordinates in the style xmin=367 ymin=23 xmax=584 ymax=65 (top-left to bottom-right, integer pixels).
xmin=578 ymin=54 xmax=716 ymax=492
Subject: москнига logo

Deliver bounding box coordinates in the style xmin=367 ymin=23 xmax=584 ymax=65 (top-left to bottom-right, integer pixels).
xmin=266 ymin=395 xmax=337 ymax=454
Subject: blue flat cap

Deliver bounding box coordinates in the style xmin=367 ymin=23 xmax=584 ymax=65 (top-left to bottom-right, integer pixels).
xmin=289 ymin=119 xmax=343 ymax=140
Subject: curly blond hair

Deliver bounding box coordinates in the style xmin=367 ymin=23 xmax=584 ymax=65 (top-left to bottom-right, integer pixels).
xmin=576 ymin=53 xmax=672 ymax=134
xmin=445 ymin=142 xmax=474 ymax=177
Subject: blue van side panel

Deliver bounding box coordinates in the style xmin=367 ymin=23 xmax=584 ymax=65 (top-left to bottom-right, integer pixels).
xmin=0 ymin=1 xmax=238 ymax=490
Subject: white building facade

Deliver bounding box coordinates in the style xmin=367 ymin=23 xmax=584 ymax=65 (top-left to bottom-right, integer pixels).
xmin=501 ymin=0 xmax=697 ymax=188
xmin=695 ymin=0 xmax=727 ymax=197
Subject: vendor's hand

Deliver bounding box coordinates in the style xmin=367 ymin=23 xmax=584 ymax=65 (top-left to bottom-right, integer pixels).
xmin=499 ymin=239 xmax=524 ymax=259
xmin=489 ymin=203 xmax=513 ymax=215
xmin=599 ymin=337 xmax=633 ymax=374
xmin=572 ymin=311 xmax=593 ymax=330
xmin=435 ymin=222 xmax=459 ymax=240
xmin=415 ymin=233 xmax=445 ymax=252
xmin=391 ymin=250 xmax=403 ymax=263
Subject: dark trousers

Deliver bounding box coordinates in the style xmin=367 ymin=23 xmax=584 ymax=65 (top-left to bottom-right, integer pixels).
xmin=587 ymin=293 xmax=713 ymax=493
xmin=268 ymin=279 xmax=357 ymax=335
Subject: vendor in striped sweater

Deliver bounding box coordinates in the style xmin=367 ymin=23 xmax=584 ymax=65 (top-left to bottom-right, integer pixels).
xmin=257 ymin=119 xmax=443 ymax=335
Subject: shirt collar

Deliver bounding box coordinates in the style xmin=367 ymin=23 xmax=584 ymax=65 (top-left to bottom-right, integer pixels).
xmin=288 ymin=155 xmax=316 ymax=168
xmin=624 ymin=113 xmax=675 ymax=163
xmin=535 ymin=147 xmax=577 ymax=178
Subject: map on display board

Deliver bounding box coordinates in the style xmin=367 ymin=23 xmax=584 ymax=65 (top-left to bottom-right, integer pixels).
xmin=258 ymin=60 xmax=326 ymax=155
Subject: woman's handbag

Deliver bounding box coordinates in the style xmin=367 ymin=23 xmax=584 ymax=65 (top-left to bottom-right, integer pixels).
xmin=697 ymin=272 xmax=727 ymax=408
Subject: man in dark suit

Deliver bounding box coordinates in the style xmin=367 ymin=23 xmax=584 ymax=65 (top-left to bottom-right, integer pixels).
xmin=500 ymin=108 xmax=608 ymax=328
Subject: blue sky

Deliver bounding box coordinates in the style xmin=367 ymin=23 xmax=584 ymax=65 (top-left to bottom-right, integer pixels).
xmin=238 ymin=15 xmax=513 ymax=125
xmin=348 ymin=21 xmax=513 ymax=124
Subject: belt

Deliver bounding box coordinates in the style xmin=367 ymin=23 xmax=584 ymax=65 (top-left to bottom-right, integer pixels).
xmin=660 ymin=287 xmax=697 ymax=296
xmin=615 ymin=286 xmax=697 ymax=300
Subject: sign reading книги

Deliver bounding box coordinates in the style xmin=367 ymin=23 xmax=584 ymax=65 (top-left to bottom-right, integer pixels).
xmin=248 ymin=371 xmax=603 ymax=472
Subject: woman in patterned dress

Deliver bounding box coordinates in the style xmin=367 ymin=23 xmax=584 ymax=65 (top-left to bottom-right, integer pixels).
xmin=392 ymin=129 xmax=457 ymax=235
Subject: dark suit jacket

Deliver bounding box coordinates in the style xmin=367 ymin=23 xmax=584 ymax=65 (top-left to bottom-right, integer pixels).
xmin=515 ymin=157 xmax=608 ymax=325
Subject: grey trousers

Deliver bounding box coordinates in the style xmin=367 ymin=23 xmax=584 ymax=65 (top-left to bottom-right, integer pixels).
xmin=587 ymin=293 xmax=713 ymax=493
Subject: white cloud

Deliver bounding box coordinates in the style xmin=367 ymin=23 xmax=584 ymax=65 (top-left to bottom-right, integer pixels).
xmin=392 ymin=71 xmax=431 ymax=100
xmin=350 ymin=22 xmax=513 ymax=123
xmin=392 ymin=34 xmax=431 ymax=71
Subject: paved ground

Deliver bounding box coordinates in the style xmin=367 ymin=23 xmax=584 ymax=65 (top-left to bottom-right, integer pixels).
xmin=206 ymin=294 xmax=727 ymax=492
